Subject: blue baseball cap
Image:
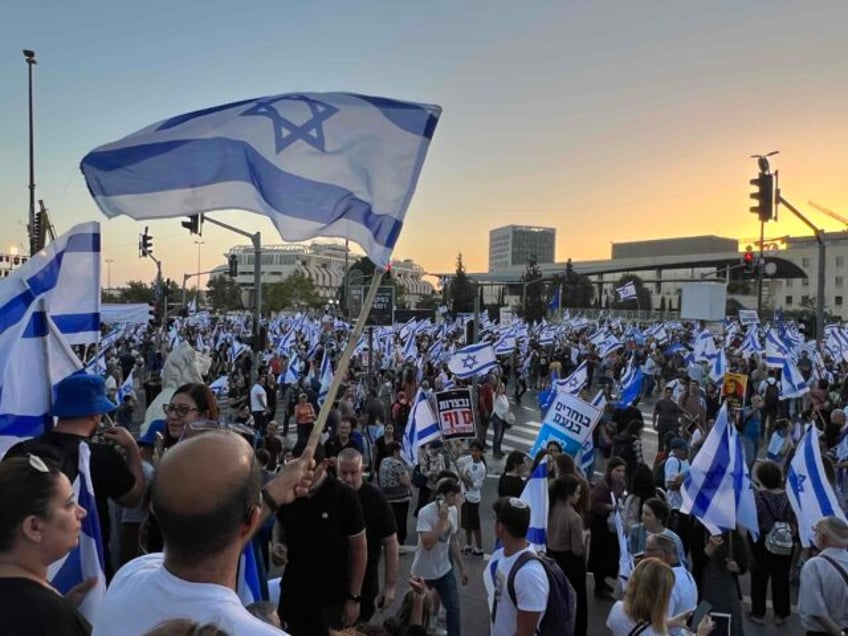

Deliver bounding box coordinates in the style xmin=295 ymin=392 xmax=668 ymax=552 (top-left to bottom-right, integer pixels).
xmin=52 ymin=373 xmax=118 ymax=418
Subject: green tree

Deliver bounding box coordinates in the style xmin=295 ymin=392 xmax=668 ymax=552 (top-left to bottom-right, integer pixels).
xmin=611 ymin=274 xmax=651 ymax=310
xmin=520 ymin=256 xmax=546 ymax=324
xmin=266 ymin=270 xmax=321 ymax=311
xmin=415 ymin=294 xmax=440 ymax=310
xmin=118 ymin=280 xmax=155 ymax=303
xmin=206 ymin=275 xmax=243 ymax=312
xmin=548 ymin=259 xmax=595 ymax=311
xmin=447 ymin=253 xmax=476 ymax=314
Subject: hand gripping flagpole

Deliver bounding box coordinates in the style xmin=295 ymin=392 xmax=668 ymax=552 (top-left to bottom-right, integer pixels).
xmin=306 ymin=268 xmax=385 ymax=452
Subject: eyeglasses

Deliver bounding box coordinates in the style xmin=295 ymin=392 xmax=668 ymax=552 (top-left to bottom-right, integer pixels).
xmin=163 ymin=403 xmax=200 ymax=417
xmin=27 ymin=453 xmax=49 ymax=473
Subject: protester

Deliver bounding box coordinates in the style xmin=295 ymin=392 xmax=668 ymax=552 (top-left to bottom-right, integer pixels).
xmin=0 ymin=455 xmax=93 ymax=635
xmin=690 ymin=524 xmax=748 ymax=636
xmin=798 ymin=516 xmax=848 ymax=636
xmin=588 ymin=456 xmax=627 ymax=600
xmin=379 ymin=441 xmax=413 ymax=547
xmin=498 ymin=451 xmax=527 ymax=498
xmin=627 ymin=498 xmax=686 ymax=567
xmin=643 ymin=533 xmax=697 ymax=631
xmin=337 ymin=448 xmax=399 ymax=623
xmin=93 ymin=429 xmax=314 ymax=635
xmin=456 ymin=440 xmax=486 ymax=556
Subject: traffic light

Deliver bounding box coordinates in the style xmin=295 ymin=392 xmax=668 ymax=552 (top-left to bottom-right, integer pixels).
xmin=181 ymin=214 xmax=203 ymax=236
xmin=139 ymin=227 xmax=153 ymax=258
xmin=742 ymin=246 xmax=756 ymax=274
xmin=749 ymin=173 xmax=775 ymax=222
xmin=228 ymin=254 xmax=238 ymax=277
xmin=148 ymin=302 xmax=161 ymax=327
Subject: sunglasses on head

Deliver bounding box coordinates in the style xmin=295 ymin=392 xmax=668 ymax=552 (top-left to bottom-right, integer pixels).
xmin=27 ymin=453 xmax=49 ymax=473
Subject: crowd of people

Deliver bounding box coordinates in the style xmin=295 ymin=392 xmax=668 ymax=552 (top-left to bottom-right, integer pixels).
xmin=1 ymin=311 xmax=848 ymax=636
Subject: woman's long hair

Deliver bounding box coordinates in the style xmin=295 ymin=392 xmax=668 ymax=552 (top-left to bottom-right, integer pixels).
xmin=624 ymin=557 xmax=674 ymax=631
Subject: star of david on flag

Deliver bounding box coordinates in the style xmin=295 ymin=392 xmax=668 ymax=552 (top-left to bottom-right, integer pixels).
xmin=81 ymin=92 xmax=442 ymax=266
xmin=447 ymin=342 xmax=496 ymax=379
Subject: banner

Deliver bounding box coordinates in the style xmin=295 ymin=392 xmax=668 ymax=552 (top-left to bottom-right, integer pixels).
xmin=738 ymin=309 xmax=760 ymax=325
xmin=721 ymin=371 xmax=748 ymax=408
xmin=529 ymin=391 xmax=602 ymax=457
xmin=434 ymin=388 xmax=476 ymax=440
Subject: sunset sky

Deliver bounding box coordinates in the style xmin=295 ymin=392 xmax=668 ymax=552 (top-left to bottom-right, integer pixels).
xmin=1 ymin=1 xmax=846 ymax=286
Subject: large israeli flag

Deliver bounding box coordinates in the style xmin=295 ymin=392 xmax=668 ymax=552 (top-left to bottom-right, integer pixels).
xmin=81 ymin=93 xmax=441 ymax=266
xmin=401 ymin=389 xmax=441 ymax=466
xmin=787 ymin=425 xmax=847 ymax=547
xmin=447 ymin=342 xmax=497 ymax=379
xmin=520 ymin=457 xmax=549 ymax=551
xmin=48 ymin=442 xmax=107 ymax=622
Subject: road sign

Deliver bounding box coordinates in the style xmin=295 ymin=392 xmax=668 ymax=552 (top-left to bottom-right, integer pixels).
xmin=349 ymin=285 xmax=395 ymax=326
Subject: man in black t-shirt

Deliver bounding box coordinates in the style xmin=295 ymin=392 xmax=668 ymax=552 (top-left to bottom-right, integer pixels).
xmin=337 ymin=448 xmax=399 ymax=622
xmin=6 ymin=374 xmax=143 ymax=578
xmin=274 ymin=443 xmax=366 ymax=635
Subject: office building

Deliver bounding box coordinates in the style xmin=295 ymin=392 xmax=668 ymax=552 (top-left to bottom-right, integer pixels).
xmin=488 ymin=225 xmax=556 ymax=271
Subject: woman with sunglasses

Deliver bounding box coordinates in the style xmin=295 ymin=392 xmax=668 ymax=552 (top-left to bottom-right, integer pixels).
xmin=0 ymin=455 xmax=92 ymax=635
xmin=162 ymin=383 xmax=220 ymax=447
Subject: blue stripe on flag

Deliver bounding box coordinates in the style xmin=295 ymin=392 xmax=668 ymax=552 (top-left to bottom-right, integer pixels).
xmin=84 ymin=140 xmax=403 ymax=248
xmin=352 ymin=94 xmax=439 ymax=138
xmin=51 ymin=313 xmax=101 ymax=336
xmin=526 ymin=527 xmax=547 ymax=546
xmin=803 ymin=427 xmax=839 ymax=517
xmin=0 ymin=413 xmax=52 ymax=437
xmin=690 ymin=427 xmax=731 ymax=521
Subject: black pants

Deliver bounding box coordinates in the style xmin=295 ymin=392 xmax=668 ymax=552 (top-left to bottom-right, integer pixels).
xmin=252 ymin=411 xmax=268 ymax=436
xmin=390 ymin=499 xmax=410 ymax=545
xmin=548 ymin=548 xmax=587 ymax=636
xmin=280 ymin=603 xmax=342 ymax=636
xmin=749 ymin=538 xmax=792 ymax=619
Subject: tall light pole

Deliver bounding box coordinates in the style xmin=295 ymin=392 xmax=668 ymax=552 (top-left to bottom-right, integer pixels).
xmin=194 ymin=239 xmax=204 ymax=299
xmin=23 ymin=49 xmax=37 ymax=256
xmin=105 ymin=259 xmax=114 ymax=291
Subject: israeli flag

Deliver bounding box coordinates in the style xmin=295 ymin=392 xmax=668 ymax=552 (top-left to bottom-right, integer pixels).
xmin=283 ymin=355 xmax=302 ymax=386
xmin=81 ymin=93 xmax=441 ymax=266
xmin=617 ymin=366 xmax=643 ymax=408
xmin=615 ymin=281 xmax=637 ymax=302
xmin=787 ymin=425 xmax=847 ymax=547
xmin=765 ymin=328 xmax=790 ymax=368
xmin=447 ymin=342 xmax=497 ymax=380
xmin=48 ymin=442 xmax=107 ymax=622
xmin=680 ymin=404 xmax=735 ymax=534
xmin=401 ymin=389 xmax=441 ymax=466
xmin=209 ymin=374 xmax=229 ymax=396
xmin=739 ymin=325 xmax=764 ymax=358
xmin=520 ymin=457 xmax=549 ymax=551
xmin=117 ymin=369 xmax=135 ymax=403
xmin=730 ymin=423 xmax=760 ymax=540
xmin=614 ymin=492 xmax=634 ymax=586
xmin=580 ymin=391 xmax=607 ymax=476
xmin=0 ymin=304 xmax=84 ymax=456
xmin=317 ymin=350 xmax=334 ymax=406
xmin=780 ymin=358 xmax=809 ymax=399
xmin=236 ymin=545 xmax=263 ymax=605
xmin=708 ymin=347 xmax=728 ymax=385
xmin=555 ymin=360 xmax=587 ymax=395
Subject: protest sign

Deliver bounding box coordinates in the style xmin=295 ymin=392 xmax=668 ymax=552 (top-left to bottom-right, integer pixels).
xmin=435 ymin=388 xmax=476 ymax=440
xmin=529 ymin=391 xmax=602 ymax=457
xmin=721 ymin=371 xmax=748 ymax=408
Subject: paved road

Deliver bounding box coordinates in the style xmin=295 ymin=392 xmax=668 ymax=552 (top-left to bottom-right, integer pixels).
xmin=377 ymin=391 xmax=807 ymax=636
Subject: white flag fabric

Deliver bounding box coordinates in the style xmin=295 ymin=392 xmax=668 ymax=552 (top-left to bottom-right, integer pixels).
xmin=317 ymin=350 xmax=334 ymax=406
xmin=520 ymin=458 xmax=549 ymax=551
xmin=615 ymin=281 xmax=637 ymax=302
xmin=81 ymin=93 xmax=441 ymax=266
xmin=401 ymin=389 xmax=441 ymax=466
xmin=48 ymin=442 xmax=107 ymax=621
xmin=787 ymin=425 xmax=847 ymax=547
xmin=447 ymin=342 xmax=497 ymax=379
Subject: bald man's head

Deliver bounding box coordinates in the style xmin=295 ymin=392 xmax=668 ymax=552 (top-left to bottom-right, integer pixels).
xmin=152 ymin=431 xmax=260 ymax=563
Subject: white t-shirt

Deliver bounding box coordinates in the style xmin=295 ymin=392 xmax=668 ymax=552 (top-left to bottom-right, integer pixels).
xmin=250 ymin=383 xmax=267 ymax=412
xmin=670 ymin=564 xmax=698 ymax=618
xmin=491 ymin=545 xmax=549 ymax=636
xmin=92 ymin=553 xmax=284 ymax=636
xmin=606 ymin=601 xmax=664 ymax=636
xmin=411 ymin=501 xmax=458 ymax=580
xmin=456 ymin=455 xmax=487 ymax=504
xmin=664 ymin=456 xmax=690 ymax=510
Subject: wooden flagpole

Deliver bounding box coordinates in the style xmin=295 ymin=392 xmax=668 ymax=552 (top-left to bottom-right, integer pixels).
xmin=306 ymin=269 xmax=385 ymax=452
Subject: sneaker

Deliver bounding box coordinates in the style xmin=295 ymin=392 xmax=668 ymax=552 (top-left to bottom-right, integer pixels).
xmin=472 ymin=547 xmax=484 ymax=556
xmin=461 ymin=545 xmax=473 ymax=555
xmin=428 ymin=628 xmax=448 ymax=636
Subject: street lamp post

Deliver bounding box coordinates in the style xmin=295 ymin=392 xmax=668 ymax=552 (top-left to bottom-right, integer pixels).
xmin=105 ymin=259 xmax=114 ymax=291
xmin=194 ymin=239 xmax=204 ymax=302
xmin=23 ymin=49 xmax=37 ymax=256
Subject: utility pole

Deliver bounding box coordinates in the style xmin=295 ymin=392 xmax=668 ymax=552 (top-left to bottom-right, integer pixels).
xmin=23 ymin=49 xmax=37 ymax=256
xmin=203 ymin=216 xmax=262 ymax=384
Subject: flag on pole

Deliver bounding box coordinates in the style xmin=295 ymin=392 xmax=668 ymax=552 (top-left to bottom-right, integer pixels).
xmin=787 ymin=425 xmax=847 ymax=547
xmin=520 ymin=457 xmax=549 ymax=551
xmin=615 ymin=281 xmax=637 ymax=302
xmin=117 ymin=369 xmax=135 ymax=403
xmin=81 ymin=93 xmax=441 ymax=266
xmin=236 ymin=545 xmax=263 ymax=605
xmin=614 ymin=492 xmax=634 ymax=586
xmin=617 ymin=366 xmax=643 ymax=408
xmin=317 ymin=350 xmax=334 ymax=406
xmin=447 ymin=342 xmax=497 ymax=379
xmin=555 ymin=360 xmax=587 ymax=395
xmin=401 ymin=389 xmax=441 ymax=466
xmin=48 ymin=442 xmax=107 ymax=621
xmin=547 ymin=286 xmax=561 ymax=311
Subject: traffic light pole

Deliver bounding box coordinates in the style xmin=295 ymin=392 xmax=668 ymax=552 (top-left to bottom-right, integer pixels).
xmin=756 ymin=219 xmax=765 ymax=313
xmin=182 ymin=268 xmax=222 ymax=307
xmin=203 ymin=216 xmax=262 ymax=384
xmin=775 ymin=194 xmax=825 ymax=344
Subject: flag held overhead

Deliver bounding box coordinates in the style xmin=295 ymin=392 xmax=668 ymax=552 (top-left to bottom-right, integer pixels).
xmin=80 ymin=92 xmax=442 ymax=266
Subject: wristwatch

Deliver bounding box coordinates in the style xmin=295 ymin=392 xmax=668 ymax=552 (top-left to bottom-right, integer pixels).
xmin=260 ymin=487 xmax=279 ymax=514
xmin=346 ymin=592 xmax=362 ymax=603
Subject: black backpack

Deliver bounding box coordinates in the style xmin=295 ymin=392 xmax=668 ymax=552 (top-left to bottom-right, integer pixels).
xmin=764 ymin=381 xmax=780 ymax=407
xmin=502 ymin=551 xmax=576 ymax=636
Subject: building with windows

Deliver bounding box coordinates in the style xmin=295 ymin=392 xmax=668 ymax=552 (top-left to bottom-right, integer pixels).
xmin=0 ymin=250 xmax=29 ymax=278
xmin=488 ymin=225 xmax=556 ymax=271
xmin=772 ymin=231 xmax=848 ymax=317
xmin=217 ymin=242 xmax=434 ymax=307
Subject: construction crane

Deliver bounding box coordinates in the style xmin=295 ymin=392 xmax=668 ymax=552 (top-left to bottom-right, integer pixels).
xmin=808 ymin=201 xmax=848 ymax=228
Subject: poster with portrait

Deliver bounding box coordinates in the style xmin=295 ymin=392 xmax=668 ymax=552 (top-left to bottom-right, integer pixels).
xmin=434 ymin=388 xmax=477 ymax=440
xmin=721 ymin=371 xmax=748 ymax=409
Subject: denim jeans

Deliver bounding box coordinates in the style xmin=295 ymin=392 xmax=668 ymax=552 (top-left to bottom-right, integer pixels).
xmin=426 ymin=567 xmax=460 ymax=636
xmin=742 ymin=436 xmax=759 ymax=470
xmin=492 ymin=414 xmax=506 ymax=456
